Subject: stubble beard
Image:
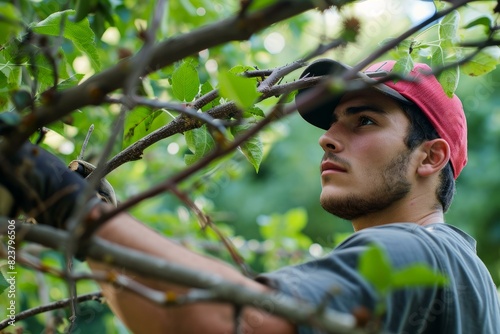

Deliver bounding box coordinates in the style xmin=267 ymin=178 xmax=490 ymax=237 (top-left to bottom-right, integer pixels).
xmin=320 ymin=151 xmax=412 ymax=221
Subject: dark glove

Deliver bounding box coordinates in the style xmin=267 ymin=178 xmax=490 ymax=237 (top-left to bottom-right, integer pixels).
xmin=69 ymin=160 xmax=117 ymax=207
xmin=0 ymin=142 xmax=109 ymax=229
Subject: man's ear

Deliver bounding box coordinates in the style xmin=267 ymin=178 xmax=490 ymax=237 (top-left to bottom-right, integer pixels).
xmin=417 ymin=139 xmax=451 ymax=177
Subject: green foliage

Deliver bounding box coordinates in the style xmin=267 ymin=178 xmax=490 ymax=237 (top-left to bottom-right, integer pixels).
xmin=461 ymin=48 xmax=500 ymax=76
xmin=463 ymin=16 xmax=492 ymax=33
xmin=231 ymin=125 xmax=263 ymax=172
xmin=359 ymin=244 xmax=448 ymax=315
xmin=258 ymin=208 xmax=312 ymax=268
xmin=439 ymin=10 xmax=460 ymax=48
xmin=0 ymin=270 xmax=9 ymax=295
xmin=1 ymin=0 xmax=500 ymax=332
xmin=72 ymin=0 xmax=99 ymax=23
xmin=0 ymin=2 xmax=22 ymax=45
xmin=260 ymin=207 xmax=311 ymax=248
xmin=389 ymin=6 xmax=500 ymax=97
xmin=218 ymin=69 xmax=259 ymax=110
xmin=393 ymin=53 xmax=414 ymax=78
xmin=359 ymin=244 xmax=448 ymax=296
xmin=184 ymin=125 xmax=215 ymax=165
xmin=171 ymin=60 xmax=200 ymax=102
xmin=123 ymin=107 xmax=172 ymax=149
xmin=33 ymin=10 xmax=101 ymax=71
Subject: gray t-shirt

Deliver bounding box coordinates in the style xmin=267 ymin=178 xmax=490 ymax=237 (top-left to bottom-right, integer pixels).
xmin=258 ymin=223 xmax=500 ymax=333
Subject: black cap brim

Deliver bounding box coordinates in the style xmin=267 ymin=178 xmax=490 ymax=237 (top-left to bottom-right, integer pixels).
xmin=295 ymin=59 xmax=410 ymax=130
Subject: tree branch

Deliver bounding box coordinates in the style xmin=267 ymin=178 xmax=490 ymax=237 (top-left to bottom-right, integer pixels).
xmin=0 ymin=219 xmax=367 ymax=334
xmin=0 ymin=291 xmax=103 ymax=330
xmin=0 ymin=0 xmax=345 ymax=154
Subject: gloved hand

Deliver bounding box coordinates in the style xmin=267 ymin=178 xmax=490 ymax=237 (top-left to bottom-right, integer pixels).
xmin=0 ymin=142 xmax=115 ymax=229
xmin=69 ymin=160 xmax=117 ymax=207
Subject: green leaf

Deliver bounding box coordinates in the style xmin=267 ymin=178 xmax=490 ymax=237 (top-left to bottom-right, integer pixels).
xmin=123 ymin=107 xmax=170 ymax=148
xmin=172 ymin=61 xmax=200 ymax=102
xmin=231 ymin=125 xmax=263 ymax=172
xmin=72 ymin=0 xmax=99 ymax=22
xmin=438 ymin=66 xmax=459 ymax=97
xmin=33 ymin=10 xmax=101 ymax=71
xmin=431 ymin=46 xmax=444 ymax=69
xmin=200 ymin=81 xmax=220 ymax=112
xmin=0 ymin=271 xmax=9 ymax=295
xmin=218 ymin=71 xmax=259 ymax=110
xmin=0 ymin=3 xmax=22 ymax=45
xmin=392 ymin=264 xmax=449 ymax=288
xmin=184 ymin=125 xmax=215 ymax=165
xmin=358 ymin=244 xmax=393 ymax=294
xmin=248 ymin=0 xmax=275 ymax=11
xmin=430 ymin=47 xmax=459 ymax=97
xmin=57 ymin=73 xmax=85 ymax=90
xmin=392 ymin=54 xmax=414 ymax=83
xmin=463 ymin=16 xmax=491 ymax=32
xmin=229 ymin=65 xmax=255 ymax=75
xmin=385 ymin=39 xmax=412 ymax=59
xmin=439 ymin=10 xmax=460 ymax=48
xmin=243 ymin=106 xmax=265 ymax=118
xmin=7 ymin=66 xmax=21 ymax=89
xmin=0 ymin=71 xmax=8 ymax=90
xmin=461 ymin=47 xmax=500 ymax=77
xmin=433 ymin=0 xmax=446 ymax=11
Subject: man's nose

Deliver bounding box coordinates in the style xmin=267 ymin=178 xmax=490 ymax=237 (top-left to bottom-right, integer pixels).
xmin=319 ymin=124 xmax=344 ymax=153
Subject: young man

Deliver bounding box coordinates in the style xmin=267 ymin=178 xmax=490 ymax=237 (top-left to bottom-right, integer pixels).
xmin=1 ymin=59 xmax=499 ymax=333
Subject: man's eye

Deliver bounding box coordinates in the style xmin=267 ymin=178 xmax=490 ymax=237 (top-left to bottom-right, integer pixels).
xmin=358 ymin=116 xmax=375 ymax=126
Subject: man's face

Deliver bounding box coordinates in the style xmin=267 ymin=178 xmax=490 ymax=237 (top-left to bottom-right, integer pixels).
xmin=318 ymin=89 xmax=416 ymax=220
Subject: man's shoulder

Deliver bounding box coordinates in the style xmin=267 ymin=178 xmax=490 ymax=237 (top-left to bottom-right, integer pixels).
xmin=337 ymin=223 xmax=468 ymax=268
xmin=342 ymin=222 xmax=469 ymax=246
xmin=340 ymin=223 xmax=435 ymax=245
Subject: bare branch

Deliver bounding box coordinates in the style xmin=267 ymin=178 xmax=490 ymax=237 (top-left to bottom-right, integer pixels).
xmin=77 ymin=124 xmax=94 ymax=161
xmin=0 ymin=0 xmax=336 ymax=154
xmin=0 ymin=219 xmax=367 ymax=334
xmin=95 ymin=94 xmax=291 ymax=224
xmin=129 ymin=95 xmax=227 ymax=134
xmin=0 ymin=292 xmax=103 ymax=330
xmin=348 ymin=0 xmax=474 ymax=77
xmin=170 ymin=186 xmax=254 ymax=277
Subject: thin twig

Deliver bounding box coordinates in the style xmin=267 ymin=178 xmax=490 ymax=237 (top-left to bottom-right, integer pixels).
xmin=347 ymin=0 xmax=473 ymax=77
xmin=170 ymin=186 xmax=254 ymax=278
xmin=35 ymin=271 xmax=56 ymax=334
xmin=130 ymin=95 xmax=227 ymax=134
xmin=124 ymin=0 xmax=167 ymax=96
xmin=77 ymin=124 xmax=94 ymax=161
xmin=0 ymin=219 xmax=365 ymax=334
xmin=0 ymin=292 xmax=103 ymax=330
xmin=94 ymin=94 xmax=290 ymax=225
xmin=0 ymin=0 xmax=324 ymax=153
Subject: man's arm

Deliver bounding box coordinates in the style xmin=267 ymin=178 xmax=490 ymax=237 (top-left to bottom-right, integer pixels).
xmin=0 ymin=143 xmax=294 ymax=333
xmin=88 ymin=206 xmax=296 ymax=334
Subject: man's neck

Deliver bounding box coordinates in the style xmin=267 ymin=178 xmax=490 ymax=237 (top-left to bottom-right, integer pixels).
xmin=351 ymin=196 xmax=445 ymax=232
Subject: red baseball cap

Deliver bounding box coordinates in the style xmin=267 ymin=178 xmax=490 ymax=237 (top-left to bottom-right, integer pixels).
xmin=295 ymin=59 xmax=467 ymax=179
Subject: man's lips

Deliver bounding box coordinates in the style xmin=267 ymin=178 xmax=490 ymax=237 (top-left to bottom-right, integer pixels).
xmin=321 ymin=161 xmax=348 ymax=174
